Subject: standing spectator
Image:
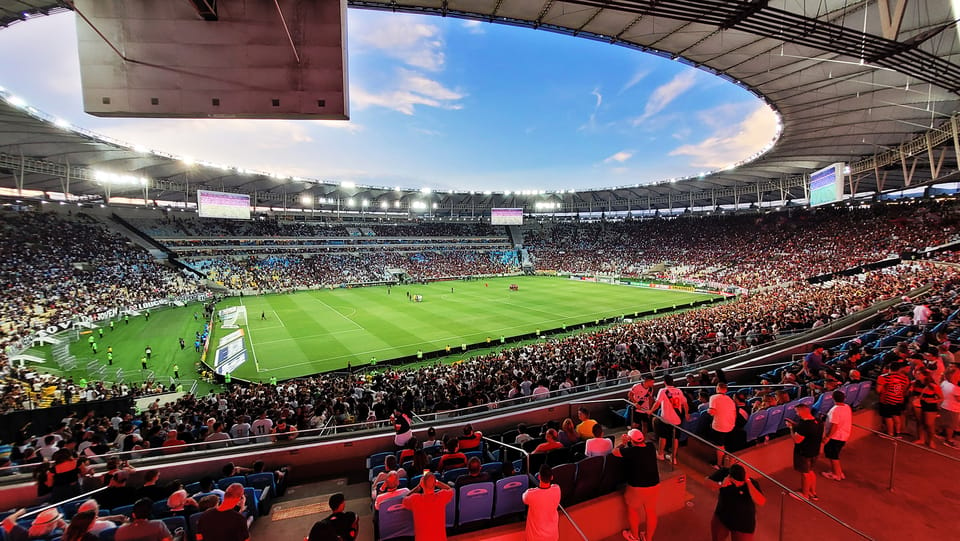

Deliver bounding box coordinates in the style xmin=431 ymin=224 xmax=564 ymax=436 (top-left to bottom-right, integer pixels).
xmin=613 ymin=429 xmax=660 ymax=541
xmin=585 ymin=424 xmax=614 ymax=457
xmin=522 ymin=465 xmax=561 ymax=541
xmin=913 ymin=303 xmax=932 ymax=327
xmin=708 ymin=383 xmax=737 ymax=469
xmin=306 ymin=492 xmax=358 ymax=541
xmin=628 ymin=375 xmax=656 ymax=432
xmin=877 ymin=362 xmax=910 ymax=437
xmin=115 ymin=499 xmax=172 ymax=541
xmin=802 ymin=345 xmax=826 ymax=379
xmin=652 ymin=374 xmax=689 ymax=464
xmin=787 ymin=404 xmax=822 ymax=501
xmin=196 ymin=483 xmax=249 ymax=541
xmin=822 ymin=390 xmax=852 ymax=481
xmin=392 ymin=408 xmax=413 ymax=448
xmin=940 ymin=367 xmax=960 ymax=448
xmin=913 ymin=369 xmax=943 ymax=448
xmin=402 ymin=472 xmax=454 ymax=541
xmin=711 ymin=464 xmax=766 ymax=541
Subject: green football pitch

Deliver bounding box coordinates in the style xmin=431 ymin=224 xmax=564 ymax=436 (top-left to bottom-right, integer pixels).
xmin=37 ymin=277 xmax=717 ymax=383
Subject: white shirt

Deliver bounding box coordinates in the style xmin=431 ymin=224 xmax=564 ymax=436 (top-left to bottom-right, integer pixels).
xmin=913 ymin=304 xmax=932 ymax=324
xmin=251 ymin=418 xmax=274 ymax=442
xmin=585 ymin=437 xmax=613 ymax=457
xmin=825 ymin=403 xmax=853 ymax=441
xmin=655 ymin=387 xmax=686 ymax=425
xmin=709 ymin=393 xmax=737 ymax=433
xmin=522 ymin=485 xmax=561 ymax=541
xmin=941 ymin=381 xmax=960 ymax=413
xmin=628 ymin=383 xmax=652 ymax=411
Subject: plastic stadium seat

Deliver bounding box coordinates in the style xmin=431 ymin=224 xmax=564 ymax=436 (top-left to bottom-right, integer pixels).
xmin=112 ymin=505 xmax=135 ymax=518
xmin=527 ymin=452 xmax=547 ymax=475
xmin=744 ymin=410 xmax=768 ymax=443
xmin=569 ymin=441 xmax=586 ymax=461
xmin=189 ymin=513 xmax=202 ymax=540
xmin=184 ymin=482 xmax=201 ymax=495
xmin=492 ymin=475 xmax=528 ymax=518
xmin=244 ymin=472 xmax=277 ymax=495
xmin=376 ymin=495 xmax=414 ymax=541
xmin=368 ymin=464 xmax=386 ymax=482
xmin=62 ymin=500 xmax=84 ymax=518
xmin=760 ymin=405 xmax=785 ymax=438
xmin=242 ymin=487 xmax=261 ymax=516
xmin=408 ymin=474 xmax=423 ymax=489
xmin=445 ymin=490 xmax=456 ymax=529
xmin=464 ymin=451 xmax=484 ymax=463
xmin=853 ymin=381 xmax=872 ymax=408
xmin=98 ymin=528 xmax=117 ymax=541
xmin=812 ymin=393 xmax=835 ymax=416
xmin=457 ymin=482 xmax=494 ymax=526
xmin=572 ymin=456 xmax=604 ymax=503
xmin=544 ymin=447 xmax=571 ymax=466
xmin=599 ymin=455 xmax=624 ymax=495
xmin=366 ymin=452 xmax=393 ymax=469
xmin=480 ymin=462 xmax=503 ymax=477
xmin=162 ymin=516 xmax=187 ymax=539
xmin=550 ymin=463 xmax=577 ymax=505
xmin=152 ymin=500 xmax=170 ymax=518
xmin=839 ymin=384 xmax=859 ymax=409
xmin=512 ymin=459 xmax=524 ymax=474
xmin=217 ymin=476 xmax=246 ymax=490
xmin=442 ymin=468 xmax=468 ymax=484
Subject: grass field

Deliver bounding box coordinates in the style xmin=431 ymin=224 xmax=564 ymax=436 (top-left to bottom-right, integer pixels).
xmin=31 ymin=277 xmax=717 ymax=383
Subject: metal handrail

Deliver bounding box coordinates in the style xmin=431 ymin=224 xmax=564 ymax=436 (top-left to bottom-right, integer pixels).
xmin=575 ymin=397 xmax=873 ymax=540
xmin=851 ymin=422 xmax=960 ymax=492
xmin=558 ymin=500 xmax=590 ymax=541
xmin=481 ymin=436 xmax=530 ymax=478
xmin=20 ymin=486 xmax=108 ymax=519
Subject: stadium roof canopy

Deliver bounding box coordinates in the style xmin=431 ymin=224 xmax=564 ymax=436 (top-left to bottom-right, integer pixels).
xmin=0 ymin=0 xmax=959 ymax=215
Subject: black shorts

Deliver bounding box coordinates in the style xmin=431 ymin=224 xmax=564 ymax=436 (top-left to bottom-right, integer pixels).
xmin=707 ymin=427 xmax=730 ymax=448
xmin=655 ymin=419 xmax=677 ymax=443
xmin=632 ymin=410 xmax=651 ymax=427
xmin=878 ymin=402 xmax=903 ymax=418
xmin=921 ymin=401 xmax=939 ymax=413
xmin=793 ymin=452 xmax=817 ymax=473
xmin=823 ymin=439 xmax=845 ymax=460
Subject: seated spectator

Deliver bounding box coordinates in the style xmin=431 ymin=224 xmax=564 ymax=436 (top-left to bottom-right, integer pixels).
xmin=585 ymin=424 xmax=614 ymax=457
xmin=77 ymin=499 xmax=126 ymax=535
xmin=457 ymin=424 xmax=483 ymax=451
xmin=196 ymin=484 xmax=248 ymax=541
xmin=454 ymin=457 xmax=491 ymax=487
xmin=576 ymin=407 xmax=598 ymax=440
xmin=373 ymin=472 xmax=410 ymax=510
xmin=422 ymin=427 xmax=441 ymax=450
xmin=307 ymin=492 xmax=358 ymax=541
xmin=62 ymin=510 xmax=98 ymax=541
xmin=437 ymin=440 xmax=467 ymax=472
xmin=558 ymin=418 xmax=579 ymax=447
xmin=372 ymin=455 xmax=407 ymax=498
xmin=514 ymin=424 xmax=534 ymax=445
xmin=192 ymin=477 xmax=225 ymax=500
xmin=2 ymin=507 xmax=66 ymax=540
xmin=137 ymin=470 xmax=169 ymax=502
xmin=99 ymin=470 xmax=137 ymax=510
xmin=398 ymin=437 xmax=419 ymax=464
xmin=532 ymin=429 xmax=564 ymax=454
xmin=115 ymin=498 xmax=172 ymax=541
xmin=167 ymin=489 xmax=200 ymax=518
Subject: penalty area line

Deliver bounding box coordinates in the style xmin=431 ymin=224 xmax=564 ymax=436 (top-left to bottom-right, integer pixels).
xmin=239 ymin=297 xmax=261 ymax=372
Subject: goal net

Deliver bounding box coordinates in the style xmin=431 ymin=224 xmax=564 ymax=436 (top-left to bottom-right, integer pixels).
xmin=219 ymin=306 xmax=247 ymax=329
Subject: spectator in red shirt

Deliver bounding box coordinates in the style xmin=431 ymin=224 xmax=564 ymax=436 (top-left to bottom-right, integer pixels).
xmin=532 ymin=429 xmax=564 ymax=454
xmin=457 ymin=424 xmax=483 ymax=451
xmin=402 ymin=473 xmax=454 ymax=541
xmin=877 ymin=362 xmax=911 ymax=436
xmin=437 ymin=440 xmax=467 ymax=473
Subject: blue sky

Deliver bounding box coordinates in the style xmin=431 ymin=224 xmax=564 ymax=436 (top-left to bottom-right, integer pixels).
xmin=0 ymin=9 xmax=778 ymax=192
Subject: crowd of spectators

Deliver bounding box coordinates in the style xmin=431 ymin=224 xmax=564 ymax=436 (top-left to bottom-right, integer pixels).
xmin=525 ymin=201 xmax=959 ymax=289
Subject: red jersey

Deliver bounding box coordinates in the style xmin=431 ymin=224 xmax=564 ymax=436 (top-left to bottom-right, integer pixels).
xmin=877 ymin=372 xmax=910 ymax=404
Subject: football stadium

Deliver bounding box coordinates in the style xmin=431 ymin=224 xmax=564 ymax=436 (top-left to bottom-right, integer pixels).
xmin=0 ymin=1 xmax=959 ymax=541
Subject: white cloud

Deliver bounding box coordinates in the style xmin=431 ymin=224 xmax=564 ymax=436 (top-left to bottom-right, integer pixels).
xmin=619 ymin=69 xmax=649 ymax=94
xmin=579 ymin=87 xmax=604 ymax=131
xmin=603 ymin=150 xmax=634 ymax=164
xmin=351 ymin=14 xmax=446 ymax=71
xmin=669 ymin=104 xmax=779 ymax=168
xmin=631 ymin=70 xmax=698 ymax=126
xmin=352 ymin=68 xmax=465 ymax=115
xmin=462 ymin=20 xmax=485 ymax=34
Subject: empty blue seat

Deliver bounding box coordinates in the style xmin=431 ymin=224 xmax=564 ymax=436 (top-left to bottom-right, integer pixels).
xmin=242 ymin=486 xmax=260 ymax=517
xmin=244 ymin=472 xmax=276 ymax=496
xmin=368 ymin=464 xmax=386 ymax=482
xmin=152 ymin=500 xmax=170 ymax=518
xmin=217 ymin=476 xmax=246 ymax=490
xmin=161 ymin=516 xmax=187 ymax=538
xmin=366 ymin=452 xmax=393 ymax=470
xmin=442 ymin=468 xmax=468 ymax=484
xmin=572 ymin=456 xmax=604 ymax=503
xmin=480 ymin=462 xmax=503 ymax=477
xmin=445 ymin=490 xmax=456 ymax=529
xmin=376 ymin=495 xmax=413 ymax=540
xmin=812 ymin=393 xmax=835 ymax=416
xmin=184 ymin=482 xmax=201 ymax=495
xmin=852 ymin=381 xmax=872 ymax=408
xmin=493 ymin=475 xmax=528 ymax=518
xmin=112 ymin=505 xmax=135 ymax=518
xmin=760 ymin=405 xmax=785 ymax=438
xmin=744 ymin=410 xmax=768 ymax=442
xmin=457 ymin=482 xmax=494 ymax=526
xmin=98 ymin=528 xmax=117 ymax=541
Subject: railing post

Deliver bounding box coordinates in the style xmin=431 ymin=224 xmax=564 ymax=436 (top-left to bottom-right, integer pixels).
xmin=779 ymin=491 xmax=787 ymax=541
xmin=888 ymin=440 xmax=898 ymax=492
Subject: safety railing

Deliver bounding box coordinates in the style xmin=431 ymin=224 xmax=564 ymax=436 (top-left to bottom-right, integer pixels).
xmin=570 ymin=397 xmax=874 ymax=540
xmin=17 ymin=486 xmax=108 ymax=520
xmin=481 ymin=436 xmax=531 ymax=478
xmin=851 ymin=422 xmax=960 ymax=491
